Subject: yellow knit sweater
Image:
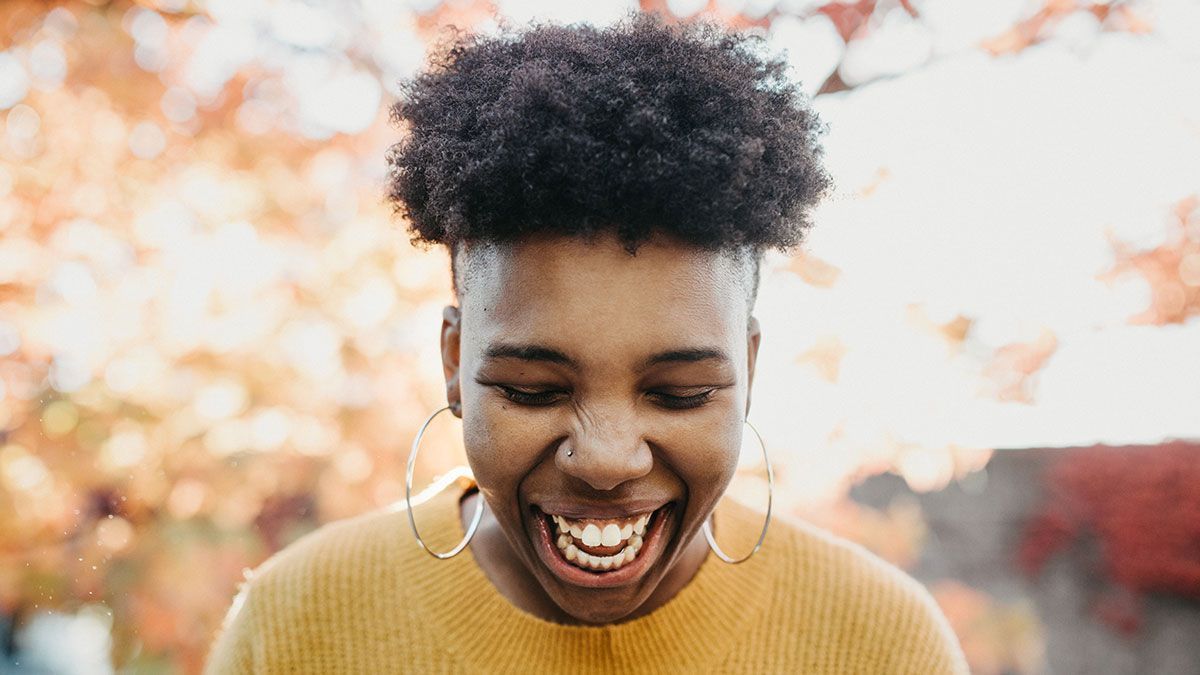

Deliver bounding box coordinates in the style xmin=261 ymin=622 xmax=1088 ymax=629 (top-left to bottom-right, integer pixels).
xmin=204 ymin=477 xmax=967 ymax=674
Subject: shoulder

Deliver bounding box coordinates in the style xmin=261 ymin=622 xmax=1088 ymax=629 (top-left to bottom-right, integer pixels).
xmin=203 ymin=502 xmax=423 ymax=673
xmin=756 ymin=506 xmax=969 ymax=674
xmin=245 ymin=503 xmax=412 ymax=598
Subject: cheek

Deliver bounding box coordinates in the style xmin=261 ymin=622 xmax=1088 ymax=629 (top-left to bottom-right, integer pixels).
xmin=660 ymin=415 xmax=741 ymax=495
xmin=461 ymin=401 xmax=546 ymax=492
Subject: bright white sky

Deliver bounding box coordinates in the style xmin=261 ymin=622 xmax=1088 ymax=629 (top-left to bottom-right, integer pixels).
xmin=750 ymin=26 xmax=1200 ymax=499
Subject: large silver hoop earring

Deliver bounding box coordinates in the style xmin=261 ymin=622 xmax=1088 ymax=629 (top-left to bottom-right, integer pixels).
xmin=702 ymin=417 xmax=773 ymax=564
xmin=405 ymin=404 xmax=485 ymax=560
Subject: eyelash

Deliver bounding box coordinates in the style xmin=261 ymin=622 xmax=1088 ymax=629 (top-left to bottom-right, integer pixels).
xmin=495 ymin=386 xmax=719 ymax=410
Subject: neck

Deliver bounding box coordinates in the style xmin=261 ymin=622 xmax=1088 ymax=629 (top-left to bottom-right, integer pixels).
xmin=459 ymin=491 xmax=710 ymax=625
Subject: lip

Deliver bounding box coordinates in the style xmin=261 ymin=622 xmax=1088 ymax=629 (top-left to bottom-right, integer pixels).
xmin=533 ymin=498 xmax=668 ymax=520
xmin=529 ymin=503 xmax=675 ymax=589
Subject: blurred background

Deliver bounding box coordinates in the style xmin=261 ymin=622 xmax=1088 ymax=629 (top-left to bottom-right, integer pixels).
xmin=1 ymin=0 xmax=1198 ymax=672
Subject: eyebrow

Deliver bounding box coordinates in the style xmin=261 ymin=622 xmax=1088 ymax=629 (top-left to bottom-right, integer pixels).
xmin=483 ymin=343 xmax=577 ymax=368
xmin=481 ymin=342 xmax=732 ymax=372
xmin=642 ymin=347 xmax=731 ymax=370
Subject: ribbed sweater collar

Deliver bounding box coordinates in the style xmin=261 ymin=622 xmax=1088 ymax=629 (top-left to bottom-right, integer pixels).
xmin=405 ymin=477 xmax=776 ymax=674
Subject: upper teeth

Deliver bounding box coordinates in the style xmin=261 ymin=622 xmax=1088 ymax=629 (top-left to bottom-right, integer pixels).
xmin=552 ymin=513 xmax=649 ymax=544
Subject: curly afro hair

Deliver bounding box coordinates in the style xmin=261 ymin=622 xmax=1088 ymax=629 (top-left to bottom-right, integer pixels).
xmin=385 ymin=10 xmax=832 ymax=294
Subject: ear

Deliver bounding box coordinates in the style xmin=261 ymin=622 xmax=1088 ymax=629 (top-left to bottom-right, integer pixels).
xmin=745 ymin=315 xmax=761 ymax=419
xmin=441 ymin=305 xmax=464 ymax=418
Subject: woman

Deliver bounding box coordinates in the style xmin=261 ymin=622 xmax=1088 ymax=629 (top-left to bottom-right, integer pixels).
xmin=205 ymin=10 xmax=968 ymax=674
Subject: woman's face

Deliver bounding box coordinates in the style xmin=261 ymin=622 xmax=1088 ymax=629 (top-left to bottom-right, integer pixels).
xmin=439 ymin=231 xmax=760 ymax=623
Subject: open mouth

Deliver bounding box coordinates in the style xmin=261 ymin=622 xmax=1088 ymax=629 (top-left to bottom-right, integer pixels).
xmin=530 ymin=503 xmax=674 ymax=588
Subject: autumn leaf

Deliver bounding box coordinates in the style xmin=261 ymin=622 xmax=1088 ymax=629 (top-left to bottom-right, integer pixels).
xmin=784 ymin=251 xmax=842 ymax=288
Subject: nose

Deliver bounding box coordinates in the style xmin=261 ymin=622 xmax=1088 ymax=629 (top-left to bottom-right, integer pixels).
xmin=556 ymin=409 xmax=653 ymax=491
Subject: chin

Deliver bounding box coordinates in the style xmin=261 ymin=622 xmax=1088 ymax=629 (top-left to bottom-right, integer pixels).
xmin=558 ymin=595 xmax=646 ymax=625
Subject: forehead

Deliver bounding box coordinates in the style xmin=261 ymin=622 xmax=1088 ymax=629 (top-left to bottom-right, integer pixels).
xmin=457 ymin=234 xmax=749 ymax=367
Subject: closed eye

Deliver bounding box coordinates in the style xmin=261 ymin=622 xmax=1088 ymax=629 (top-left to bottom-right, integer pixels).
xmin=495 ymin=385 xmax=566 ymax=406
xmin=647 ymin=389 xmax=719 ymax=410
xmin=492 ymin=385 xmax=723 ymax=411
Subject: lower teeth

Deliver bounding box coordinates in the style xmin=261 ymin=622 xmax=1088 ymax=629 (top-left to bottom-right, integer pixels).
xmin=561 ymin=540 xmax=638 ymax=571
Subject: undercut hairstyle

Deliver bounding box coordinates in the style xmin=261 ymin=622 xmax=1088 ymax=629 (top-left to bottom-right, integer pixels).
xmin=385 ymin=9 xmax=833 ymax=307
